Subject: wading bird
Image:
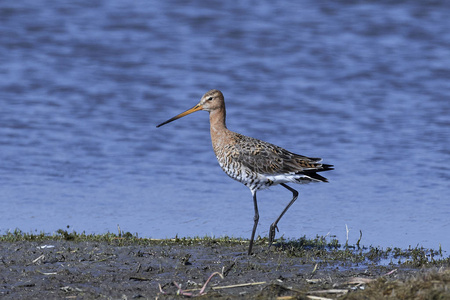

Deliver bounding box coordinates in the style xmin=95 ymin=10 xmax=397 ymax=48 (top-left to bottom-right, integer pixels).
xmin=157 ymin=90 xmax=333 ymax=255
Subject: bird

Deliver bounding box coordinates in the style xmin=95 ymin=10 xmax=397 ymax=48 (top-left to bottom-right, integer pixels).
xmin=156 ymin=89 xmax=333 ymax=255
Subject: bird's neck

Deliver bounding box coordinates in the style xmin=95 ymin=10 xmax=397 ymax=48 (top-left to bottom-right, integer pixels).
xmin=209 ymin=107 xmax=227 ymax=130
xmin=209 ymin=107 xmax=228 ymax=148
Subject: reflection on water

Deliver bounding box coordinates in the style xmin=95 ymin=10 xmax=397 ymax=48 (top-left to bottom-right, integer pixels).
xmin=1 ymin=1 xmax=449 ymax=252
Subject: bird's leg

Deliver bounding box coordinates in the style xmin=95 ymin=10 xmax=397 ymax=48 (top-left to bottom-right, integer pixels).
xmin=268 ymin=183 xmax=299 ymax=248
xmin=248 ymin=190 xmax=259 ymax=255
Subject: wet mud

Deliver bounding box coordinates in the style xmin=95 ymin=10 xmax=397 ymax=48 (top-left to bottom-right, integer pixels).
xmin=0 ymin=232 xmax=449 ymax=299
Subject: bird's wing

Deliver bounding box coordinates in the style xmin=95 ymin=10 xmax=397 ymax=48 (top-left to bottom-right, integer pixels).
xmin=232 ymin=134 xmax=328 ymax=176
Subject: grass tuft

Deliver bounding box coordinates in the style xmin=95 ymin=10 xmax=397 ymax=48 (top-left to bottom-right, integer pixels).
xmin=1 ymin=228 xmax=448 ymax=267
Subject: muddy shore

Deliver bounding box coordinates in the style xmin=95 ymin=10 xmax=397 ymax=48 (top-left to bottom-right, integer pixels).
xmin=1 ymin=230 xmax=449 ymax=299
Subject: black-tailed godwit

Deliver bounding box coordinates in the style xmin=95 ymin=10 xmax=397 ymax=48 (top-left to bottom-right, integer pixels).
xmin=157 ymin=89 xmax=333 ymax=255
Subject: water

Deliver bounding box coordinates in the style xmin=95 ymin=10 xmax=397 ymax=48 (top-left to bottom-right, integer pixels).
xmin=1 ymin=1 xmax=449 ymax=253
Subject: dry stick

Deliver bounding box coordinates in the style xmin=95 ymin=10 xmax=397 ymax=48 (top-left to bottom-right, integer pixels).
xmin=346 ymin=277 xmax=374 ymax=285
xmin=160 ymin=272 xmax=225 ymax=297
xmin=308 ymin=289 xmax=348 ymax=295
xmin=198 ymin=272 xmax=224 ymax=294
xmin=211 ymin=281 xmax=266 ymax=290
xmin=311 ymin=263 xmax=319 ymax=274
xmin=184 ymin=281 xmax=267 ymax=292
xmin=345 ymin=224 xmax=349 ymax=247
xmin=306 ymin=295 xmax=334 ymax=300
xmin=158 ymin=283 xmax=166 ymax=295
xmin=32 ymin=254 xmax=45 ymax=264
xmin=300 ymin=285 xmax=348 ymax=300
xmin=383 ymin=269 xmax=397 ymax=276
xmin=160 ymin=271 xmax=267 ymax=296
xmin=173 ymin=282 xmax=193 ymax=296
xmin=36 ymin=270 xmax=58 ymax=275
xmin=356 ymin=230 xmax=363 ymax=249
xmin=346 ymin=268 xmax=396 ymax=286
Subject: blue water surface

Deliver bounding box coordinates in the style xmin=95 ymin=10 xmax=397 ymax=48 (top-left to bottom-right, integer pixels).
xmin=1 ymin=1 xmax=449 ymax=253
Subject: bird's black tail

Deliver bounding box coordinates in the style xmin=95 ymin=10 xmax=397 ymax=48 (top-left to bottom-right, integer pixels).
xmin=304 ymin=163 xmax=334 ymax=182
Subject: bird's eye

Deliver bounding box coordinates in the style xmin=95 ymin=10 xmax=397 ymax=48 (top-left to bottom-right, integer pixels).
xmin=207 ymin=97 xmax=213 ymax=101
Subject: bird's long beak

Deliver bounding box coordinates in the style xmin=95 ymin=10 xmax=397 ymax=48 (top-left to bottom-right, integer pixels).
xmin=156 ymin=103 xmax=203 ymax=127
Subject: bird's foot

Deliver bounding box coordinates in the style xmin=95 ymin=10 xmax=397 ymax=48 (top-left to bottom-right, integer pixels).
xmin=268 ymin=223 xmax=279 ymax=248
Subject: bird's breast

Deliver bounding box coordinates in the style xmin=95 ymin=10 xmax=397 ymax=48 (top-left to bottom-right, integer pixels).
xmin=214 ymin=145 xmax=274 ymax=190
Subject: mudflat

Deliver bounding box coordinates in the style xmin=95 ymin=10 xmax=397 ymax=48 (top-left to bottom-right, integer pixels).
xmin=1 ymin=230 xmax=449 ymax=299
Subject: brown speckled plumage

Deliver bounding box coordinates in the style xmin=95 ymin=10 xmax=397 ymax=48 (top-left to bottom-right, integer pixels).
xmin=213 ymin=132 xmax=331 ymax=188
xmin=157 ymin=89 xmax=333 ymax=255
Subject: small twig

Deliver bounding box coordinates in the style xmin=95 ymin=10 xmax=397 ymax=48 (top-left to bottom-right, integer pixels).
xmin=129 ymin=276 xmax=151 ymax=281
xmin=309 ymin=289 xmax=348 ymax=295
xmin=347 ymin=277 xmax=374 ymax=285
xmin=36 ymin=270 xmax=58 ymax=275
xmin=222 ymin=261 xmax=236 ymax=277
xmin=383 ymin=269 xmax=397 ymax=276
xmin=61 ymin=286 xmax=83 ymax=293
xmin=210 ymin=281 xmax=266 ymax=290
xmin=173 ymin=281 xmax=193 ymax=296
xmin=311 ymin=263 xmax=319 ymax=274
xmin=158 ymin=283 xmax=166 ymax=294
xmin=306 ymin=295 xmax=334 ymax=300
xmin=135 ymin=262 xmax=141 ymax=273
xmin=184 ymin=281 xmax=267 ymax=292
xmin=32 ymin=254 xmax=45 ymax=264
xmin=159 ymin=271 xmax=227 ymax=296
xmin=356 ymin=230 xmax=363 ymax=249
xmin=345 ymin=224 xmax=349 ymax=247
xmin=306 ymin=278 xmax=322 ymax=284
xmin=198 ymin=272 xmax=224 ymax=295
